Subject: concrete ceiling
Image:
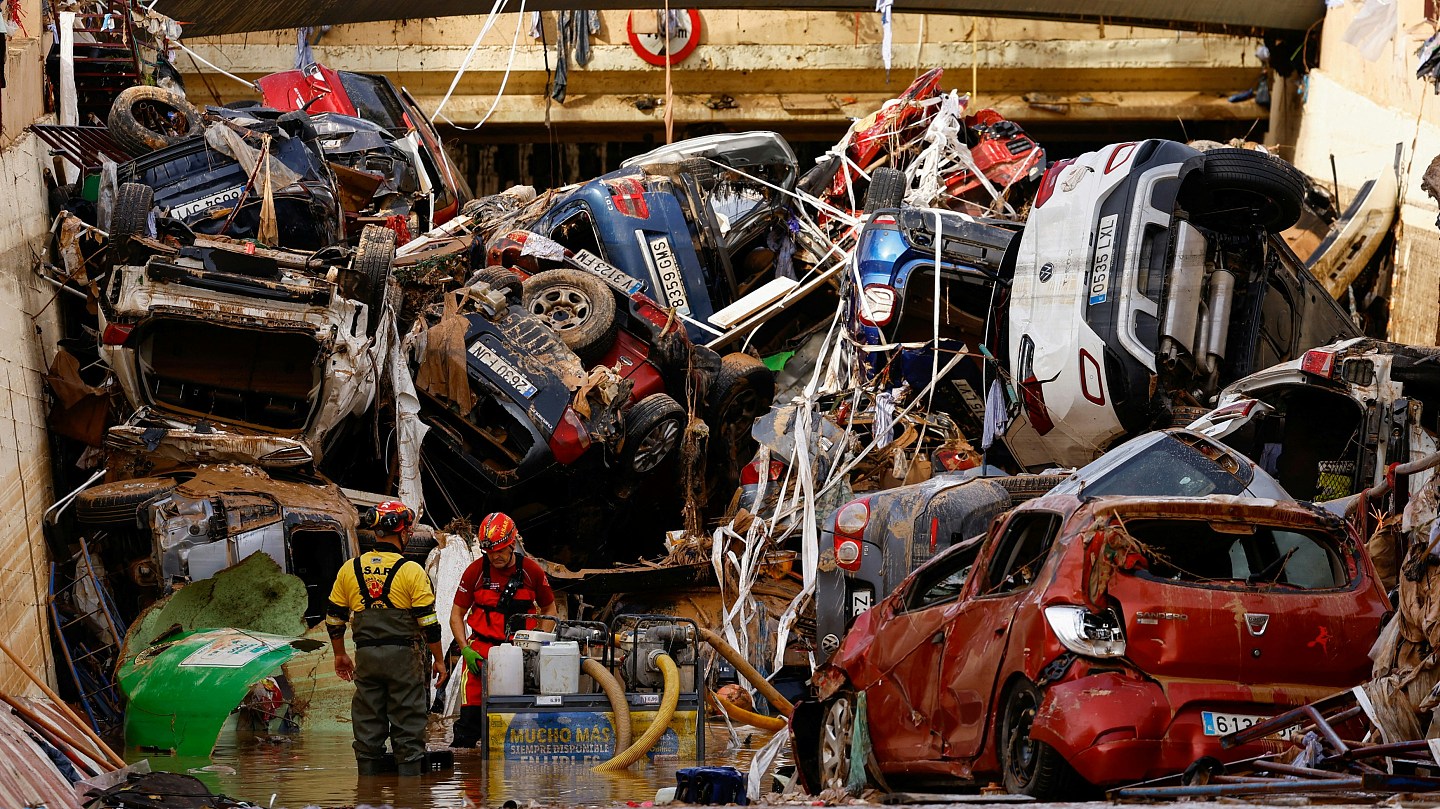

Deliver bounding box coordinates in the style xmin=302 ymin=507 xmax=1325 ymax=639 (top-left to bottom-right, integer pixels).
xmin=160 ymin=0 xmax=1324 ymax=39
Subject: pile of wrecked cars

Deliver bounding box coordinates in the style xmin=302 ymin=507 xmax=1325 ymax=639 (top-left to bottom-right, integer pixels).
xmin=32 ymin=58 xmax=1438 ymax=805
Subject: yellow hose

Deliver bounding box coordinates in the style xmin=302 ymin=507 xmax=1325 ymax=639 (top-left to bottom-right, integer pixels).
xmin=699 ymin=627 xmax=795 ymax=718
xmin=583 ymin=656 xmax=633 ymax=752
xmin=593 ymin=653 xmax=679 ymax=772
xmin=707 ymin=689 xmax=788 ymax=732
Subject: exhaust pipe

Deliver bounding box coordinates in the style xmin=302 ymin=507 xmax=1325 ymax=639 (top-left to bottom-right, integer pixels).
xmin=1202 ymin=269 xmax=1236 ymax=374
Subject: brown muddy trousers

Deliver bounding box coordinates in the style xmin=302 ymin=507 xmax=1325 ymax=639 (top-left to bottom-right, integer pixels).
xmin=351 ymin=603 xmax=428 ymax=766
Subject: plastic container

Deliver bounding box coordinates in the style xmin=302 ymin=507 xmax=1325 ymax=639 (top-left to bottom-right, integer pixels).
xmin=538 ymin=641 xmax=580 ymax=695
xmin=488 ymin=643 xmax=524 ymax=696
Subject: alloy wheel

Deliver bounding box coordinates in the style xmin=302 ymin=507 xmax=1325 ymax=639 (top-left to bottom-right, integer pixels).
xmin=818 ymin=694 xmax=854 ymax=789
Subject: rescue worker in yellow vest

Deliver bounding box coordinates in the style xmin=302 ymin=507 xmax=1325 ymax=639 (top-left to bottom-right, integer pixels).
xmin=326 ymin=500 xmax=447 ymax=776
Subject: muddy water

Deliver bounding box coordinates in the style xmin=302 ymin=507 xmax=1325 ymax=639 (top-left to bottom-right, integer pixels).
xmin=133 ymin=719 xmax=781 ymax=808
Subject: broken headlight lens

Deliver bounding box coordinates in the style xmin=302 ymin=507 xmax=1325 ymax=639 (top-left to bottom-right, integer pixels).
xmin=1044 ymin=604 xmax=1126 ymax=658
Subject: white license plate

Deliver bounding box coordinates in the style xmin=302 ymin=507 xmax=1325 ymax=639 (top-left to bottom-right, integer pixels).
xmin=468 ymin=341 xmax=538 ymax=399
xmin=1201 ymin=711 xmax=1267 ymax=736
xmin=850 ymin=589 xmax=872 ymax=617
xmin=571 ymin=249 xmax=645 ymax=296
xmin=645 ymin=234 xmax=691 ymax=315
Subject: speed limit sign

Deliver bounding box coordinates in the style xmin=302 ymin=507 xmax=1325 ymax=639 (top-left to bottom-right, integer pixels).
xmin=627 ymin=9 xmax=701 ymax=67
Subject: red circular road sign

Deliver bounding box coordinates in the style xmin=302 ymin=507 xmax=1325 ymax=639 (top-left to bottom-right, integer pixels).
xmin=627 ymin=9 xmax=701 ymax=67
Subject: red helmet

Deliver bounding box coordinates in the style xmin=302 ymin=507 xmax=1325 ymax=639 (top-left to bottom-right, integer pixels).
xmin=362 ymin=500 xmax=416 ymax=534
xmin=478 ymin=512 xmax=518 ymax=552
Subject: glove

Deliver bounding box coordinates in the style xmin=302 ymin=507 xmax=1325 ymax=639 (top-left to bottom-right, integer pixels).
xmin=461 ymin=645 xmax=483 ymax=675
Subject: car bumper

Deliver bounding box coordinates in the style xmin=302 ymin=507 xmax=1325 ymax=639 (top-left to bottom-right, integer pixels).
xmin=1031 ymin=670 xmax=1301 ymax=786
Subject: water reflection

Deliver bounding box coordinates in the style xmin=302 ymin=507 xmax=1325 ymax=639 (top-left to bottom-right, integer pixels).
xmin=131 ymin=720 xmax=779 ymax=808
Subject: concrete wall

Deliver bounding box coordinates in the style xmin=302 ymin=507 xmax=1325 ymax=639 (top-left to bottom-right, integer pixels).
xmin=0 ymin=0 xmax=61 ymax=696
xmin=182 ymin=11 xmax=1264 ymax=128
xmin=1294 ymin=0 xmax=1440 ymax=345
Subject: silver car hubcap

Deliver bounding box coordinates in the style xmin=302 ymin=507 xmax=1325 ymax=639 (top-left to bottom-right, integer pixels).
xmin=819 ymin=696 xmax=854 ymax=789
xmin=530 ymin=285 xmax=591 ymax=331
xmin=633 ymin=418 xmax=679 ymax=473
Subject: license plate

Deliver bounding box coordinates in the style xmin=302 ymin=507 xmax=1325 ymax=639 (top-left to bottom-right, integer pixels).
xmin=467 ymin=341 xmax=538 ymax=399
xmin=645 ymin=234 xmax=691 ymax=315
xmin=1201 ymin=711 xmax=1267 ymax=736
xmin=850 ymin=589 xmax=872 ymax=617
xmin=171 ymin=184 xmax=246 ymax=220
xmin=571 ymin=249 xmax=645 ymax=296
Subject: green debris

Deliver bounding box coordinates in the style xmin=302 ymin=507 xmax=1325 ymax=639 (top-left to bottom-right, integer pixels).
xmin=121 ymin=552 xmax=309 ymax=662
xmin=763 ymin=351 xmax=796 ymax=373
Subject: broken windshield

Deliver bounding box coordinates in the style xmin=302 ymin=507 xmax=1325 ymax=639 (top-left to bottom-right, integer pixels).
xmin=1123 ymin=519 xmax=1348 ymax=590
xmin=1081 ymin=438 xmax=1250 ymax=498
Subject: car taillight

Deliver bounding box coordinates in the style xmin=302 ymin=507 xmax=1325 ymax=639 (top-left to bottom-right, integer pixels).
xmin=548 ymin=406 xmax=592 ymax=464
xmin=1211 ymin=400 xmax=1260 ymax=420
xmin=856 ymin=284 xmax=897 ymax=326
xmin=1020 ymin=375 xmax=1055 ymax=436
xmin=102 ymin=323 xmax=133 ymax=345
xmin=870 ymin=214 xmax=897 ymax=226
xmin=929 ymin=516 xmax=940 ymax=554
xmin=1301 ymin=349 xmax=1337 ymax=378
xmin=1033 ymin=158 xmax=1073 ymax=209
xmin=740 ymin=459 xmax=786 ymax=486
xmin=610 ymin=177 xmax=649 ymax=219
xmin=1044 ymin=605 xmax=1126 ymax=658
xmin=833 ymin=500 xmax=870 ymax=572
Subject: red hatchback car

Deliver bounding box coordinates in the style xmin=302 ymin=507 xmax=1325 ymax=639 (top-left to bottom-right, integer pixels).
xmin=798 ymin=494 xmax=1388 ymax=797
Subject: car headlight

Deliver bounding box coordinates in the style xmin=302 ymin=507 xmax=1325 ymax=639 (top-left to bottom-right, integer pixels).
xmin=1044 ymin=604 xmax=1126 ymax=657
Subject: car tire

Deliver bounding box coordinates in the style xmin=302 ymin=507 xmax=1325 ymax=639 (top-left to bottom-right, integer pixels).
xmin=110 ymin=182 xmax=155 ymax=264
xmin=522 ymin=269 xmax=620 ymax=365
xmin=817 ymin=691 xmax=859 ymax=793
xmin=107 ymin=86 xmax=204 ymax=156
xmin=863 ymin=167 xmax=907 ymax=214
xmin=1000 ymin=679 xmax=1084 ymax=799
xmin=708 ymin=352 xmax=775 ymax=456
xmin=402 ymin=527 xmax=440 ymax=562
xmin=223 ymin=99 xmax=264 ymax=110
xmin=622 ymin=393 xmax=686 ymax=476
xmin=680 ymin=157 xmax=718 ymax=193
xmin=354 ymin=225 xmax=396 ymax=337
xmin=75 ymin=477 xmax=179 ymax=528
xmin=1184 ymin=148 xmax=1306 ymax=234
xmin=991 ymin=474 xmax=1069 ymax=503
xmin=472 ymin=267 xmax=523 ymax=306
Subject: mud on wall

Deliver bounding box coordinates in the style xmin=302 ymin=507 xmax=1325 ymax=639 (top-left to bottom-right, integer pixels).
xmin=0 ymin=129 xmax=61 ymax=696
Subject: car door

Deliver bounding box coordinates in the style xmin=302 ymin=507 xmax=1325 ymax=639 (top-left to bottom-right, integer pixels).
xmin=863 ymin=541 xmax=983 ymax=765
xmin=933 ymin=510 xmax=1064 ymax=761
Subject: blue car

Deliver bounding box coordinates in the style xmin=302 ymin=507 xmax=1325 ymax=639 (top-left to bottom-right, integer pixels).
xmin=846 ymin=207 xmax=1019 ymax=431
xmin=497 ymin=132 xmax=813 ymax=353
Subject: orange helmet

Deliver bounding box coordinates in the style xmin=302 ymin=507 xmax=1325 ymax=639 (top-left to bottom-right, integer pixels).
xmin=362 ymin=500 xmax=416 ymax=534
xmin=478 ymin=512 xmax=518 ymax=552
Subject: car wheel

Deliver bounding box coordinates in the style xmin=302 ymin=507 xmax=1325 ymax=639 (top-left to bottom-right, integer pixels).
xmin=75 ymin=477 xmax=179 ymax=528
xmin=818 ymin=692 xmax=856 ymax=791
xmin=622 ymin=393 xmax=686 ymax=475
xmin=1182 ymin=148 xmax=1306 ymax=234
xmin=1000 ymin=679 xmax=1083 ymax=798
xmin=110 ymin=182 xmax=154 ymax=265
xmin=107 ymin=86 xmax=204 ymax=156
xmin=522 ymin=269 xmax=619 ymax=365
xmin=471 ymin=267 xmax=523 ymax=306
xmin=863 ymin=167 xmax=907 ymax=213
xmin=708 ymin=352 xmax=775 ymax=460
xmin=353 ymin=225 xmax=396 ymax=337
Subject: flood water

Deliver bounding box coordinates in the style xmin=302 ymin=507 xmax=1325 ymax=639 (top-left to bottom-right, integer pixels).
xmin=130 ymin=719 xmax=782 ymax=808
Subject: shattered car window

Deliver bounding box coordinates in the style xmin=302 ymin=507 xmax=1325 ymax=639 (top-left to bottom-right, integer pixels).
xmin=1124 ymin=519 xmax=1348 ymax=590
xmin=1082 ymin=439 xmax=1248 ymax=498
xmin=550 ymin=207 xmax=607 ymax=259
xmin=984 ymin=512 xmax=1062 ymax=594
xmin=337 ymin=72 xmax=408 ymax=134
xmin=904 ymin=537 xmax=984 ymax=610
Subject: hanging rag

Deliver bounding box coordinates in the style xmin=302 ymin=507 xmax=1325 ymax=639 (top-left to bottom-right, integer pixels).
xmin=981 ymin=378 xmax=1007 ymax=451
xmin=874 ymin=387 xmax=899 ymax=449
xmin=295 ymin=27 xmax=314 ymax=69
xmin=552 ymin=10 xmax=573 ymax=102
xmin=574 ymin=9 xmax=600 ymax=67
xmin=1342 ymin=0 xmax=1398 ymax=61
xmin=766 ymin=216 xmax=799 ymax=280
xmin=528 ymin=11 xmax=543 ymax=39
xmin=876 ymin=0 xmax=894 ymax=75
xmin=659 ymin=8 xmax=688 ymax=42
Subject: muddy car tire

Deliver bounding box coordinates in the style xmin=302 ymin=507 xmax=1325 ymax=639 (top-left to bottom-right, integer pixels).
xmin=1183 ymin=148 xmax=1306 ymax=234
xmin=108 ymin=86 xmax=204 ymax=156
xmin=622 ymin=393 xmax=686 ymax=475
xmin=992 ymin=474 xmax=1069 ymax=503
xmin=1000 ymin=679 xmax=1084 ymax=799
xmin=472 ymin=267 xmax=523 ymax=306
xmin=354 ymin=225 xmax=397 ymax=336
xmin=522 ymin=269 xmax=619 ymax=365
xmin=817 ymin=691 xmax=859 ymax=793
xmin=75 ymin=477 xmax=179 ymax=528
xmin=709 ymin=353 xmax=775 ymax=455
xmin=680 ymin=157 xmax=718 ymax=193
xmin=863 ymin=167 xmax=907 ymax=213
xmin=110 ymin=182 xmax=155 ymax=264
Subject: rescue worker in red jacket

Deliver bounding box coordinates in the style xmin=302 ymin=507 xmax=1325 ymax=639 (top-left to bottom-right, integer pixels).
xmin=448 ymin=512 xmax=556 ymax=748
xmin=326 ymin=500 xmax=447 ymax=776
